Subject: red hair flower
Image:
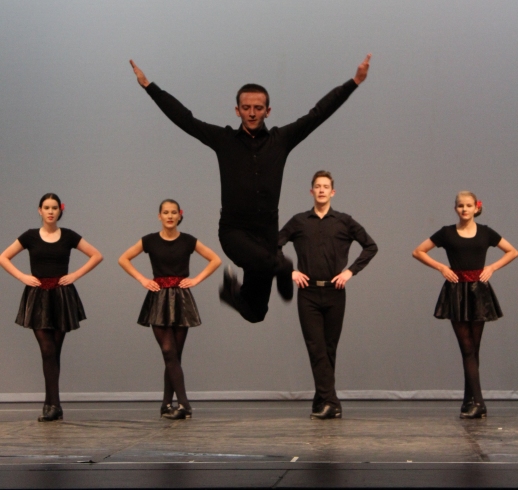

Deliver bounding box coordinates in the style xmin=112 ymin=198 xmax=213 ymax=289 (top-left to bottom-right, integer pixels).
xmin=60 ymin=203 xmax=65 ymax=211
xmin=476 ymin=200 xmax=482 ymax=208
xmin=179 ymin=209 xmax=183 ymax=216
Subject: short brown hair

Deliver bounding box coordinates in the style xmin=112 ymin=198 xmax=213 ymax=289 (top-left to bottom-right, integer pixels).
xmin=236 ymin=84 xmax=270 ymax=107
xmin=311 ymin=170 xmax=334 ymax=189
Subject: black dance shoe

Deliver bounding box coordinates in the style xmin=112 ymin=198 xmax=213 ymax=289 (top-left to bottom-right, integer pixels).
xmin=459 ymin=403 xmax=487 ymax=419
xmin=219 ymin=266 xmax=240 ymax=309
xmin=460 ymin=398 xmax=474 ymax=414
xmin=170 ymin=404 xmax=192 ymax=420
xmin=38 ymin=405 xmax=63 ymax=422
xmin=160 ymin=404 xmax=177 ymax=419
xmin=312 ymin=403 xmax=324 ymax=414
xmin=276 ymin=255 xmax=293 ymax=301
xmin=43 ymin=404 xmax=51 ymax=416
xmin=310 ymin=404 xmax=342 ymax=420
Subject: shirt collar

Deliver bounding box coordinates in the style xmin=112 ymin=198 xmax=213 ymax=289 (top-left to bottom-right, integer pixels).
xmin=308 ymin=207 xmax=336 ymax=218
xmin=236 ymin=124 xmax=270 ymax=138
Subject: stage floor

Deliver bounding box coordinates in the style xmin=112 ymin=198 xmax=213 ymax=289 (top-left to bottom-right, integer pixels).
xmin=1 ymin=400 xmax=518 ymax=488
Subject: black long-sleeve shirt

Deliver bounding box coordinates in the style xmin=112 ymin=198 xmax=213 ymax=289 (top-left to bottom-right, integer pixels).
xmin=145 ymin=80 xmax=358 ymax=225
xmin=279 ymin=208 xmax=378 ymax=280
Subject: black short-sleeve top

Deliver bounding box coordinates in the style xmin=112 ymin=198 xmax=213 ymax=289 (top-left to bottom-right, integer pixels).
xmin=141 ymin=232 xmax=197 ymax=278
xmin=430 ymin=224 xmax=501 ymax=270
xmin=17 ymin=228 xmax=82 ymax=278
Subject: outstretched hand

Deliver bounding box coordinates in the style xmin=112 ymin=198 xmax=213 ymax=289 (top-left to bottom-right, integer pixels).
xmin=353 ymin=53 xmax=371 ymax=85
xmin=129 ymin=59 xmax=150 ymax=88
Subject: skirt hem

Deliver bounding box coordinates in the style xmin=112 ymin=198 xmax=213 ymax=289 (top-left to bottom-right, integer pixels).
xmin=15 ymin=284 xmax=86 ymax=332
xmin=433 ymin=280 xmax=502 ymax=322
xmin=137 ymin=287 xmax=201 ymax=328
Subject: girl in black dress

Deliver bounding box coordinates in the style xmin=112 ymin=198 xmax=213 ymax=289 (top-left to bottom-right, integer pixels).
xmin=0 ymin=193 xmax=103 ymax=422
xmin=413 ymin=191 xmax=517 ymax=418
xmin=118 ymin=199 xmax=221 ymax=419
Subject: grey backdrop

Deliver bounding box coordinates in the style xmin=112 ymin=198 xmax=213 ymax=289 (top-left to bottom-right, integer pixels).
xmin=1 ymin=0 xmax=517 ymax=401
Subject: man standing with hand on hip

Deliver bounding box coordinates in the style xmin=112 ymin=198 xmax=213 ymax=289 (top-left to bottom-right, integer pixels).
xmin=279 ymin=171 xmax=378 ymax=419
xmin=130 ymin=55 xmax=371 ymax=324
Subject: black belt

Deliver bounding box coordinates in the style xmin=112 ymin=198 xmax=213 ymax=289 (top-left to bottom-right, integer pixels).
xmin=307 ymin=280 xmax=334 ymax=288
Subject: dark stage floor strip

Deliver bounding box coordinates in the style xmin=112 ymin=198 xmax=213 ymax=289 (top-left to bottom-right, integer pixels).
xmin=1 ymin=400 xmax=518 ymax=488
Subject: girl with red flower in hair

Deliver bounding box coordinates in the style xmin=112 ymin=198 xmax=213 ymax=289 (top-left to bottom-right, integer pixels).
xmin=413 ymin=191 xmax=518 ymax=419
xmin=119 ymin=199 xmax=221 ymax=420
xmin=0 ymin=193 xmax=103 ymax=422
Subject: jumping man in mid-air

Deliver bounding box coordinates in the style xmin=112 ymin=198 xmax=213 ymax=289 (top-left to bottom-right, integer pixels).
xmin=130 ymin=54 xmax=371 ymax=323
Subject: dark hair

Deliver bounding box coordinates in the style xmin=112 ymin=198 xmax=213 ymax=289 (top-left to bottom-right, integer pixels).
xmin=311 ymin=170 xmax=334 ymax=189
xmin=455 ymin=191 xmax=482 ymax=217
xmin=236 ymin=84 xmax=270 ymax=107
xmin=159 ymin=199 xmax=183 ymax=224
xmin=39 ymin=193 xmax=63 ymax=221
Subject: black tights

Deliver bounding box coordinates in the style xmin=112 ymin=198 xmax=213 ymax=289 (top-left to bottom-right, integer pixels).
xmin=451 ymin=321 xmax=485 ymax=405
xmin=152 ymin=326 xmax=189 ymax=409
xmin=33 ymin=329 xmax=66 ymax=407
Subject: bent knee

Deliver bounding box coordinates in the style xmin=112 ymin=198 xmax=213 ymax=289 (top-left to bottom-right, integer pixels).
xmin=243 ymin=311 xmax=267 ymax=323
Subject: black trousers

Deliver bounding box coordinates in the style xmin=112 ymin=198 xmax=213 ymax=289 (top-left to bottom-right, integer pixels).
xmin=219 ymin=221 xmax=279 ymax=323
xmin=297 ymin=286 xmax=346 ymax=410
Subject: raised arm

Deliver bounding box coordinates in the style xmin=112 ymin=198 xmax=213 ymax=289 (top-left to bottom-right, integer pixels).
xmin=129 ymin=59 xmax=224 ymax=149
xmin=0 ymin=240 xmax=41 ymax=286
xmin=479 ymin=238 xmax=518 ymax=282
xmin=283 ymin=54 xmax=372 ymax=151
xmin=412 ymin=239 xmax=459 ymax=283
xmin=58 ymin=239 xmax=103 ymax=286
xmin=118 ymin=240 xmax=160 ymax=292
xmin=179 ymin=241 xmax=221 ymax=289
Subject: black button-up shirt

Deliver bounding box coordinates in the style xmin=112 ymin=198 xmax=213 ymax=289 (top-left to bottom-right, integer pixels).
xmin=145 ymin=80 xmax=358 ymax=226
xmin=279 ymin=208 xmax=378 ymax=280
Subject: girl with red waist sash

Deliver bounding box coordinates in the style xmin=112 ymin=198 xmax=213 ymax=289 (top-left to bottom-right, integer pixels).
xmin=0 ymin=193 xmax=103 ymax=422
xmin=118 ymin=199 xmax=221 ymax=420
xmin=413 ymin=191 xmax=518 ymax=419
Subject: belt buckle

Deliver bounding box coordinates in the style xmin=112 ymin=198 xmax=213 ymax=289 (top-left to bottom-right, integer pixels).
xmin=316 ymin=280 xmax=326 ymax=287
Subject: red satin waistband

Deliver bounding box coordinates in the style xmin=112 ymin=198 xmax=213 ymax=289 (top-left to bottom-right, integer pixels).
xmin=452 ymin=269 xmax=483 ymax=282
xmin=39 ymin=277 xmax=61 ymax=289
xmin=154 ymin=276 xmax=185 ymax=288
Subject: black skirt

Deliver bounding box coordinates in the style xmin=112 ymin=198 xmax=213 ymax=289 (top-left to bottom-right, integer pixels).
xmin=434 ymin=281 xmax=503 ymax=322
xmin=138 ymin=287 xmax=201 ymax=327
xmin=15 ymin=284 xmax=86 ymax=332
